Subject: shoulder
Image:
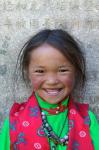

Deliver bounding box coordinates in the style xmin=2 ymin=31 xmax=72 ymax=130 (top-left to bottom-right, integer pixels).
xmin=0 ymin=117 xmax=10 ymax=149
xmin=10 ymin=101 xmax=27 ymax=116
xmin=88 ymin=110 xmax=99 ymax=149
xmin=74 ymin=101 xmax=89 ymax=117
xmin=88 ymin=110 xmax=99 ymax=127
xmin=0 ymin=117 xmax=9 ymax=132
xmin=10 ymin=93 xmax=36 ymax=117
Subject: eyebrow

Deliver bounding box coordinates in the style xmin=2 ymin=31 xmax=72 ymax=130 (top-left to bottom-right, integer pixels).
xmin=58 ymin=65 xmax=72 ymax=68
xmin=32 ymin=65 xmax=73 ymax=69
xmin=33 ymin=66 xmax=45 ymax=68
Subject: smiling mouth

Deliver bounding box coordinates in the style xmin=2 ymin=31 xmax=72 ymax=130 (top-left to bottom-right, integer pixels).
xmin=44 ymin=88 xmax=63 ymax=96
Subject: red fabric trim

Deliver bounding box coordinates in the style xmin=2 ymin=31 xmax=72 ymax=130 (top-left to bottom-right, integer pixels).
xmin=10 ymin=94 xmax=94 ymax=150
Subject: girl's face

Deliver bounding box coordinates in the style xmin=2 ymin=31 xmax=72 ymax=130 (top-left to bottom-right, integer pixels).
xmin=28 ymin=43 xmax=76 ymax=104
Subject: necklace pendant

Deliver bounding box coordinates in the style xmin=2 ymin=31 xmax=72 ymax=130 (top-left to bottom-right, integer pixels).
xmin=61 ymin=142 xmax=66 ymax=146
xmin=52 ymin=145 xmax=57 ymax=150
xmin=65 ymin=140 xmax=69 ymax=145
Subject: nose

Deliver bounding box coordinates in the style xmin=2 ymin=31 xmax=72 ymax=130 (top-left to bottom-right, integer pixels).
xmin=45 ymin=74 xmax=59 ymax=85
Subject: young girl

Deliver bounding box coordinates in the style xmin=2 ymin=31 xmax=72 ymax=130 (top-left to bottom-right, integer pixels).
xmin=0 ymin=29 xmax=99 ymax=150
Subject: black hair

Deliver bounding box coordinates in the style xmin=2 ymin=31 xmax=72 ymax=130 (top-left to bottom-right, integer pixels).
xmin=16 ymin=29 xmax=86 ymax=88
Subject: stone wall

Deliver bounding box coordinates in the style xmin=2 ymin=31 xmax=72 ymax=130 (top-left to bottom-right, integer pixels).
xmin=0 ymin=0 xmax=99 ymax=129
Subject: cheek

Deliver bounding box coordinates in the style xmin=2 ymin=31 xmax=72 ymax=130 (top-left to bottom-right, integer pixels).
xmin=30 ymin=76 xmax=44 ymax=91
xmin=62 ymin=75 xmax=75 ymax=88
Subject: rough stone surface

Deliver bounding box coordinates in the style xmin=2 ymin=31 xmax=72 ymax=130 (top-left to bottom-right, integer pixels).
xmin=0 ymin=0 xmax=99 ymax=129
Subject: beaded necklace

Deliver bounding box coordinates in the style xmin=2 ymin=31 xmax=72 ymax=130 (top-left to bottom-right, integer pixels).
xmin=41 ymin=111 xmax=69 ymax=150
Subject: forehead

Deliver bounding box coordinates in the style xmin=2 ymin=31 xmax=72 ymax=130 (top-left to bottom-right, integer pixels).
xmin=30 ymin=43 xmax=71 ymax=64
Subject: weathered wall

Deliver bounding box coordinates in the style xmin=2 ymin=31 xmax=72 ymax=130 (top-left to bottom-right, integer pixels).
xmin=0 ymin=0 xmax=99 ymax=129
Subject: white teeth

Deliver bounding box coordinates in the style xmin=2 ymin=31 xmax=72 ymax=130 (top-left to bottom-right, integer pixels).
xmin=46 ymin=89 xmax=61 ymax=95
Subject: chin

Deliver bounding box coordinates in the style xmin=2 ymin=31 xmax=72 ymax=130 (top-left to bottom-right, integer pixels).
xmin=47 ymin=100 xmax=60 ymax=104
xmin=43 ymin=96 xmax=65 ymax=104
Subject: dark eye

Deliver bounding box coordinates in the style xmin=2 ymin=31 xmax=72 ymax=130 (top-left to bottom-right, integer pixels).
xmin=35 ymin=70 xmax=44 ymax=73
xmin=59 ymin=69 xmax=69 ymax=72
